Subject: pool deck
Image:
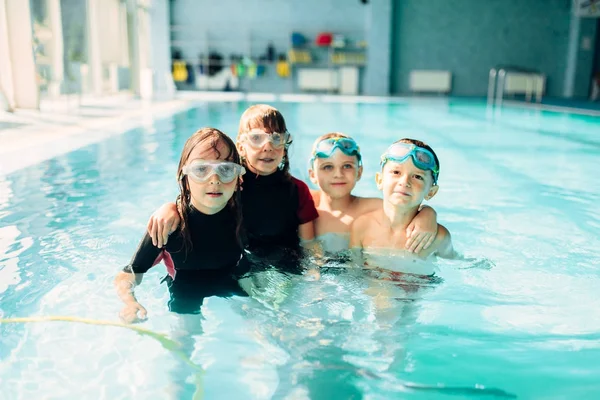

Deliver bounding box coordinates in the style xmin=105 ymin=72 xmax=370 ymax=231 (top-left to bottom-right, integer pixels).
xmin=1 ymin=92 xmax=599 ymax=177
xmin=0 ymin=94 xmax=190 ymax=176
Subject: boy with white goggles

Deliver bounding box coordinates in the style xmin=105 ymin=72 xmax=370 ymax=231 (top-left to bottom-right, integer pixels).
xmin=182 ymin=160 xmax=246 ymax=183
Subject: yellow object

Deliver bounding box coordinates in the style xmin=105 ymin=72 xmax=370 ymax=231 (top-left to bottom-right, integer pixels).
xmin=287 ymin=49 xmax=311 ymax=64
xmin=247 ymin=63 xmax=257 ymax=79
xmin=172 ymin=60 xmax=188 ymax=82
xmin=331 ymin=52 xmax=366 ymax=65
xmin=0 ymin=316 xmax=204 ymax=399
xmin=276 ymin=60 xmax=291 ymax=78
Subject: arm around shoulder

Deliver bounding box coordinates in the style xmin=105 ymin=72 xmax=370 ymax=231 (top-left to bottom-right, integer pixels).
xmin=147 ymin=201 xmax=181 ymax=248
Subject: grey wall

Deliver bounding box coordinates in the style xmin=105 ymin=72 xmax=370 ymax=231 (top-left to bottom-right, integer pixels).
xmin=364 ymin=0 xmax=392 ymax=96
xmin=391 ymin=0 xmax=597 ymax=98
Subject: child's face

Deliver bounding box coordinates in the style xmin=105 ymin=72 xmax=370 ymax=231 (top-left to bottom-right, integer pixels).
xmin=309 ymin=149 xmax=362 ymax=199
xmin=376 ymin=159 xmax=438 ymax=207
xmin=237 ymin=130 xmax=286 ymax=176
xmin=184 ymin=140 xmax=238 ymax=214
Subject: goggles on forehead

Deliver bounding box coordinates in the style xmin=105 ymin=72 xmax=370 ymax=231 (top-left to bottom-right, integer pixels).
xmin=182 ymin=160 xmax=245 ymax=183
xmin=242 ymin=129 xmax=290 ymax=149
xmin=310 ymin=137 xmax=362 ymax=166
xmin=380 ymin=142 xmax=439 ymax=184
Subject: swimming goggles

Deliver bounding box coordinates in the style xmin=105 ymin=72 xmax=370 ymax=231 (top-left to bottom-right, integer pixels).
xmin=182 ymin=160 xmax=245 ymax=183
xmin=380 ymin=143 xmax=439 ymax=184
xmin=310 ymin=137 xmax=362 ymax=166
xmin=242 ymin=129 xmax=290 ymax=149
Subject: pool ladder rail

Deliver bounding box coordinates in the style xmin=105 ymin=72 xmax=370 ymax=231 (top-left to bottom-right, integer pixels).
xmin=487 ymin=66 xmax=545 ymax=107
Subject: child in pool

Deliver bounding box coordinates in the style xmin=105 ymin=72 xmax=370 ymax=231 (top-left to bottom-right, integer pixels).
xmin=350 ymin=139 xmax=457 ymax=275
xmin=146 ymin=104 xmax=319 ymax=270
xmin=114 ymin=128 xmax=248 ymax=322
xmin=308 ymin=133 xmax=438 ymax=254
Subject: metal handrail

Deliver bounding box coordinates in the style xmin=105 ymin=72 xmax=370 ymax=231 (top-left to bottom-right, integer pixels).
xmin=487 ymin=67 xmax=544 ymax=108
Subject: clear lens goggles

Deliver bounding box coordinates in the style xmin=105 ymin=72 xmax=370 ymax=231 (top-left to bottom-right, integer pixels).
xmin=182 ymin=160 xmax=245 ymax=183
xmin=310 ymin=137 xmax=362 ymax=166
xmin=242 ymin=129 xmax=290 ymax=149
xmin=380 ymin=143 xmax=439 ymax=184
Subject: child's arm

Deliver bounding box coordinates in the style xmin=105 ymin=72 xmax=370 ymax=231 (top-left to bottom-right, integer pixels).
xmin=147 ymin=202 xmax=181 ymax=248
xmin=114 ymin=270 xmax=147 ymax=324
xmin=296 ymin=179 xmax=319 ymax=245
xmin=406 ymin=205 xmax=438 ymax=253
xmin=298 ymin=221 xmax=325 ymax=280
xmin=349 ymin=216 xmax=366 ymax=249
xmin=429 ymin=224 xmax=459 ymax=259
xmin=116 ymin=232 xmax=165 ymax=323
xmin=349 ymin=217 xmax=367 ymax=267
xmin=298 ymin=220 xmax=316 ymax=242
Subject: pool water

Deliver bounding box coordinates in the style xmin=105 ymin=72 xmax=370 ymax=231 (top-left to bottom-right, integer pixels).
xmin=1 ymin=99 xmax=600 ymax=399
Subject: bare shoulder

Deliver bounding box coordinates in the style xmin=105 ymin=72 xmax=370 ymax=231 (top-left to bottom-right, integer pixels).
xmin=354 ymin=208 xmax=381 ymax=227
xmin=355 ymin=197 xmax=383 ymax=214
xmin=417 ymin=223 xmax=451 ymax=258
xmin=436 ymin=224 xmax=450 ymax=242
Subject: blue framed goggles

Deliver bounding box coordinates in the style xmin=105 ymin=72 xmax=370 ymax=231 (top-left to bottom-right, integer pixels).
xmin=310 ymin=137 xmax=362 ymax=166
xmin=380 ymin=142 xmax=439 ymax=184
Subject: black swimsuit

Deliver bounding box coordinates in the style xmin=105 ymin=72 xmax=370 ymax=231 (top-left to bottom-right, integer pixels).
xmin=124 ymin=205 xmax=247 ymax=314
xmin=241 ymin=170 xmax=319 ymax=272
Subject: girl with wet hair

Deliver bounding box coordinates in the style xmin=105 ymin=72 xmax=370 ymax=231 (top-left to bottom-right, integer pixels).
xmin=115 ymin=127 xmax=248 ymax=321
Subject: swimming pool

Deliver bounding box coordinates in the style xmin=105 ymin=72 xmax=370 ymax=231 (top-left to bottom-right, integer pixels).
xmin=1 ymin=98 xmax=599 ymax=399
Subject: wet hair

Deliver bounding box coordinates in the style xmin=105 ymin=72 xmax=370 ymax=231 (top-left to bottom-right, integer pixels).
xmin=176 ymin=127 xmax=244 ymax=253
xmin=237 ymin=104 xmax=292 ymax=178
xmin=389 ymin=138 xmax=440 ymax=183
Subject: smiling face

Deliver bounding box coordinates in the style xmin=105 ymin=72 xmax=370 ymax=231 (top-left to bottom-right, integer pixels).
xmin=181 ymin=136 xmax=239 ymax=214
xmin=376 ymin=158 xmax=438 ymax=208
xmin=309 ymin=149 xmax=362 ymax=199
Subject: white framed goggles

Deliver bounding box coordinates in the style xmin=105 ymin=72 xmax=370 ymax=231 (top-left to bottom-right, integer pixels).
xmin=242 ymin=129 xmax=290 ymax=149
xmin=182 ymin=160 xmax=245 ymax=183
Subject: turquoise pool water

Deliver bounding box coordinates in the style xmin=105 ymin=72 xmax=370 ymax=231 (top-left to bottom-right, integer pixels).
xmin=1 ymin=99 xmax=599 ymax=399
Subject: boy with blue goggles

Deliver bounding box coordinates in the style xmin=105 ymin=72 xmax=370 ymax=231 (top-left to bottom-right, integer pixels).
xmin=307 ymin=133 xmax=439 ymax=255
xmin=310 ymin=137 xmax=362 ymax=166
xmin=350 ymin=138 xmax=457 ymax=265
xmin=380 ymin=142 xmax=439 ymax=185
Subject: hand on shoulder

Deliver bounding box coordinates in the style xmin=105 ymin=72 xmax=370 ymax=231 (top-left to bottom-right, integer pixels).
xmin=417 ymin=224 xmax=455 ymax=259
